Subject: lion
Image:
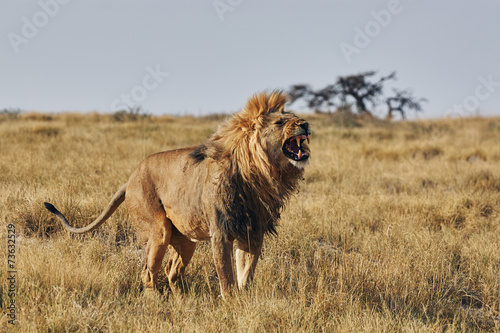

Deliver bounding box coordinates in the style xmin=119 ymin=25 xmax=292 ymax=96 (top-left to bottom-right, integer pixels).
xmin=44 ymin=91 xmax=311 ymax=297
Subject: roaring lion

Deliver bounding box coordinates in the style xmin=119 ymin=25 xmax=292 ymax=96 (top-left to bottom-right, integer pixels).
xmin=44 ymin=91 xmax=311 ymax=297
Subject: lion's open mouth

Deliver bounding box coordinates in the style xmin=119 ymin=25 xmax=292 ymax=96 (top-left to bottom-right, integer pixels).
xmin=283 ymin=135 xmax=310 ymax=161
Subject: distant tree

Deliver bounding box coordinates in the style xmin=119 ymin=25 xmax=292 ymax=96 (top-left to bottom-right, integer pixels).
xmin=113 ymin=105 xmax=151 ymax=122
xmin=336 ymin=71 xmax=396 ymax=115
xmin=288 ymin=71 xmax=427 ymax=119
xmin=385 ymin=89 xmax=427 ymax=119
xmin=0 ymin=107 xmax=22 ymax=120
xmin=288 ymin=84 xmax=313 ymax=106
xmin=288 ymin=71 xmax=397 ymax=115
xmin=288 ymin=84 xmax=339 ymax=112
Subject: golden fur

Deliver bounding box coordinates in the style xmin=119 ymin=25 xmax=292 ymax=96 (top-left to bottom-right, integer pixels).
xmin=45 ymin=91 xmax=311 ymax=296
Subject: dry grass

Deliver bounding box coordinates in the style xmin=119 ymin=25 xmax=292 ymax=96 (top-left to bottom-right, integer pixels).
xmin=1 ymin=112 xmax=500 ymax=332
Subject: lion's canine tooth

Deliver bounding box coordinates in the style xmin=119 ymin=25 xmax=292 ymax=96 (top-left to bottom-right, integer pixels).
xmin=307 ymin=136 xmax=310 ymax=144
xmin=297 ymin=150 xmax=303 ymax=159
xmin=296 ymin=137 xmax=301 ymax=148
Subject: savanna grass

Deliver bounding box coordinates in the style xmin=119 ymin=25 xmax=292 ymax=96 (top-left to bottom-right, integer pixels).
xmin=1 ymin=113 xmax=499 ymax=332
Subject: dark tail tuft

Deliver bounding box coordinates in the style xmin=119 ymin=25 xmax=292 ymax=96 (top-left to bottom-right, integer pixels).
xmin=44 ymin=202 xmax=58 ymax=214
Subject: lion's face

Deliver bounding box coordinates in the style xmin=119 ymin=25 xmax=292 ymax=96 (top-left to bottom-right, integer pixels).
xmin=262 ymin=111 xmax=311 ymax=169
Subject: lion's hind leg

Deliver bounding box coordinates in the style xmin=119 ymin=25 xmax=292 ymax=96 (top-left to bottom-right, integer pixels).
xmin=165 ymin=229 xmax=197 ymax=292
xmin=131 ymin=208 xmax=173 ymax=293
xmin=140 ymin=217 xmax=173 ymax=292
xmin=126 ymin=177 xmax=174 ymax=293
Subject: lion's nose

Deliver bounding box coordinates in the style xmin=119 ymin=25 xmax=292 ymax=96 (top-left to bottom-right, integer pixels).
xmin=299 ymin=122 xmax=310 ymax=134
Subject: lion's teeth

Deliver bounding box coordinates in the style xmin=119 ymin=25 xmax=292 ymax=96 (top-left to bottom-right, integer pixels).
xmin=297 ymin=150 xmax=303 ymax=159
xmin=307 ymin=136 xmax=310 ymax=144
xmin=296 ymin=137 xmax=300 ymax=147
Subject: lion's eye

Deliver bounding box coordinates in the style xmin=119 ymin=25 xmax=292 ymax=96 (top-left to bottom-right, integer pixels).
xmin=274 ymin=119 xmax=286 ymax=126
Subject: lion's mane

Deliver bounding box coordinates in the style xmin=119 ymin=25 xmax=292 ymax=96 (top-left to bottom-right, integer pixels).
xmin=191 ymin=92 xmax=304 ymax=243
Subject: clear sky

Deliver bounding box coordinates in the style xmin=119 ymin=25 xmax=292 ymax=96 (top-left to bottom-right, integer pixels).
xmin=2 ymin=0 xmax=500 ymax=118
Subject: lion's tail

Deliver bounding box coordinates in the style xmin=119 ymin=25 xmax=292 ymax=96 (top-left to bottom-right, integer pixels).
xmin=44 ymin=183 xmax=127 ymax=234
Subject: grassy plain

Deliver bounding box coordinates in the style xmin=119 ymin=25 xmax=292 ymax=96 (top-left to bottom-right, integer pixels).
xmin=1 ymin=111 xmax=499 ymax=332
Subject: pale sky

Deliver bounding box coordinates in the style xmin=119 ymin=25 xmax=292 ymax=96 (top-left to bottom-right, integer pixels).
xmin=2 ymin=0 xmax=500 ymax=118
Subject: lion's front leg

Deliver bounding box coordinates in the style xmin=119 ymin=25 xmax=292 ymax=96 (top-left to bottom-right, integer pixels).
xmin=211 ymin=232 xmax=235 ymax=298
xmin=235 ymin=238 xmax=263 ymax=290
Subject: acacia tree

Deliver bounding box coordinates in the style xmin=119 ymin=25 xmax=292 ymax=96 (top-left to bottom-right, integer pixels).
xmin=288 ymin=71 xmax=396 ymax=114
xmin=385 ymin=89 xmax=427 ymax=119
xmin=288 ymin=84 xmax=338 ymax=112
xmin=288 ymin=71 xmax=426 ymax=118
xmin=336 ymin=71 xmax=396 ymax=115
xmin=288 ymin=84 xmax=313 ymax=105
